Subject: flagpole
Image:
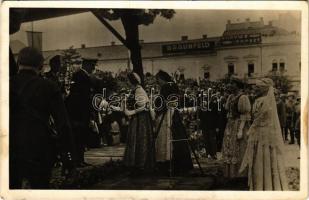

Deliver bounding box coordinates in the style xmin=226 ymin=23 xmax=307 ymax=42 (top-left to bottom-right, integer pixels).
xmin=31 ymin=21 xmax=34 ymax=48
xmin=127 ymin=50 xmax=131 ymax=70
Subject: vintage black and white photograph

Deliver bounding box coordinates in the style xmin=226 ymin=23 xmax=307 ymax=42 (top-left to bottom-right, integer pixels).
xmin=1 ymin=1 xmax=308 ymax=198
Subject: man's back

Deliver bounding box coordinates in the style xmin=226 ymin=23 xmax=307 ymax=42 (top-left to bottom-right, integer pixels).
xmin=11 ymin=70 xmax=58 ymax=121
xmin=10 ymin=69 xmax=73 ymax=164
xmin=9 ymin=47 xmax=74 ymax=189
xmin=66 ymin=69 xmax=92 ymax=124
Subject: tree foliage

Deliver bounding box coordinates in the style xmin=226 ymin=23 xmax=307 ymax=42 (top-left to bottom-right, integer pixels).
xmin=93 ymin=9 xmax=175 ymax=25
xmin=92 ymin=9 xmax=175 ymax=84
xmin=60 ymin=46 xmax=82 ymax=85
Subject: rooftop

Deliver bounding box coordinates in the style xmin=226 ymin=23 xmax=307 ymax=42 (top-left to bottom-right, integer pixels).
xmin=11 ymin=18 xmax=298 ymax=62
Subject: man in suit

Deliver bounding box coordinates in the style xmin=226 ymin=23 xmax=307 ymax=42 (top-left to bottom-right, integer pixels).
xmin=198 ymin=93 xmax=219 ymax=159
xmin=285 ymin=93 xmax=296 ymax=144
xmin=10 ymin=47 xmax=75 ymax=189
xmin=294 ymin=97 xmax=301 ymax=147
xmin=66 ymin=58 xmax=98 ymax=167
xmin=44 ymin=55 xmax=67 ymax=97
xmin=45 ymin=55 xmax=61 ymax=84
xmin=276 ymin=93 xmax=287 ymax=141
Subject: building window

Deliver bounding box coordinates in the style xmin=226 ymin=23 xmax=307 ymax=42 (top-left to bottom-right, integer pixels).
xmin=228 ymin=63 xmax=235 ymax=75
xmin=272 ymin=62 xmax=278 ymax=71
xmin=180 ymin=73 xmax=185 ymax=80
xmin=204 ymin=71 xmax=210 ymax=79
xmin=279 ymin=62 xmax=285 ymax=72
xmin=248 ymin=63 xmax=254 ymax=77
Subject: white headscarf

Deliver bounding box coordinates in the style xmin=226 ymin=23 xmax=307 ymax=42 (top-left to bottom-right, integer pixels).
xmin=255 ymin=77 xmax=274 ymax=88
xmin=240 ymin=78 xmax=285 ymax=172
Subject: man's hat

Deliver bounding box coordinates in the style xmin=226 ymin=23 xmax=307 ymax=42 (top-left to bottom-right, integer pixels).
xmin=82 ymin=58 xmax=98 ymax=67
xmin=156 ymin=70 xmax=173 ymax=82
xmin=17 ymin=47 xmax=44 ymax=68
xmin=230 ymin=76 xmax=245 ymax=89
xmin=49 ymin=55 xmax=61 ymax=66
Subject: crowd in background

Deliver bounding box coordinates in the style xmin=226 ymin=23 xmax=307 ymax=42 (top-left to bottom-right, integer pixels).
xmin=44 ymin=52 xmax=302 ymax=169
xmin=87 ymin=68 xmax=301 ymax=151
xmin=9 ymin=47 xmax=301 ymax=189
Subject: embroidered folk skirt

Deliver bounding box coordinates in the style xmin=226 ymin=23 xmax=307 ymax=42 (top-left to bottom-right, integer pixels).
xmin=123 ymin=111 xmax=155 ymax=171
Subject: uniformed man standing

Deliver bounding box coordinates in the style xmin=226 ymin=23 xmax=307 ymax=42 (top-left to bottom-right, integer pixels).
xmin=65 ymin=58 xmax=98 ymax=167
xmin=285 ymin=93 xmax=296 ymax=144
xmin=44 ymin=55 xmax=67 ymax=98
xmin=10 ymin=47 xmax=75 ymax=189
xmin=276 ymin=92 xmax=287 ymax=141
xmin=45 ymin=55 xmax=61 ymax=83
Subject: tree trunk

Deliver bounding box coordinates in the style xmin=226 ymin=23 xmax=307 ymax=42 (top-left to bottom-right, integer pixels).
xmin=121 ymin=12 xmax=144 ymax=85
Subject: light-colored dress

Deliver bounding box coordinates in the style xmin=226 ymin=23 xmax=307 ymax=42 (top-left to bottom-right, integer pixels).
xmin=156 ymin=109 xmax=173 ymax=161
xmin=221 ymin=93 xmax=251 ymax=178
xmin=239 ymin=87 xmax=288 ymax=190
xmin=155 ymin=82 xmax=193 ymax=174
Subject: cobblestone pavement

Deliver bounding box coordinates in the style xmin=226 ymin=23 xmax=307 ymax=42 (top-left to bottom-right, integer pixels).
xmin=81 ymin=143 xmax=300 ymax=190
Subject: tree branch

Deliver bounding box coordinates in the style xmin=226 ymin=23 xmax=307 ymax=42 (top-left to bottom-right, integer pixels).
xmin=92 ymin=10 xmax=129 ymax=49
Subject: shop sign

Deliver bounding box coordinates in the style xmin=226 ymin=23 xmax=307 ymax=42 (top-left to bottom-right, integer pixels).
xmin=162 ymin=41 xmax=215 ymax=55
xmin=221 ymin=33 xmax=262 ymax=46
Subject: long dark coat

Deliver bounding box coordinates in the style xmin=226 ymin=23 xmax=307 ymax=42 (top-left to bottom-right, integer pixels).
xmin=10 ymin=69 xmax=74 ymax=188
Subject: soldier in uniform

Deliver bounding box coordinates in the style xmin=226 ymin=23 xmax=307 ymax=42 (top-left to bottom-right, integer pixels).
xmin=275 ymin=92 xmax=287 ymax=141
xmin=65 ymin=58 xmax=98 ymax=167
xmin=294 ymin=97 xmax=301 ymax=147
xmin=10 ymin=47 xmax=75 ymax=189
xmin=285 ymin=93 xmax=296 ymax=144
xmin=45 ymin=55 xmax=61 ymax=83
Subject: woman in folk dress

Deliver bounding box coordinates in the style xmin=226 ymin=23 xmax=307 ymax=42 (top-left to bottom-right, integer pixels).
xmin=239 ymin=78 xmax=288 ymax=190
xmin=154 ymin=70 xmax=193 ymax=175
xmin=221 ymin=79 xmax=251 ymax=179
xmin=122 ymin=72 xmax=156 ymax=175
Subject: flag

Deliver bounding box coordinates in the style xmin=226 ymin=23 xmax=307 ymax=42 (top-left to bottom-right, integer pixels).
xmin=26 ymin=31 xmax=42 ymax=51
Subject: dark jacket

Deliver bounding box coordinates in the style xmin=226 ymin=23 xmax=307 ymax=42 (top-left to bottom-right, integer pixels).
xmin=199 ymin=99 xmax=220 ymax=130
xmin=155 ymin=82 xmax=180 ymax=115
xmin=66 ymin=69 xmax=93 ymax=125
xmin=276 ymin=100 xmax=286 ymax=128
xmin=10 ymin=69 xmax=74 ymax=167
xmin=44 ymin=71 xmax=59 ymax=84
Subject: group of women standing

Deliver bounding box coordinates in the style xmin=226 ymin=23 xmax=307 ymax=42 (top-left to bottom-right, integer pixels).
xmin=122 ymin=70 xmax=193 ymax=176
xmin=119 ymin=69 xmax=289 ymax=190
xmin=222 ymin=77 xmax=288 ymax=190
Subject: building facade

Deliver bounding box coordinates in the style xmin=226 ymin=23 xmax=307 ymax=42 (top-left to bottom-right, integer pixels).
xmin=12 ymin=17 xmax=301 ymax=92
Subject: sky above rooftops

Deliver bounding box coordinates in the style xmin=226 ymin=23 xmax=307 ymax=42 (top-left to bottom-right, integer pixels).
xmin=10 ymin=9 xmax=300 ymax=51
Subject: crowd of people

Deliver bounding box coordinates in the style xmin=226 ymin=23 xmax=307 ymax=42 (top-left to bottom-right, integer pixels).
xmin=9 ymin=47 xmax=301 ymax=190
